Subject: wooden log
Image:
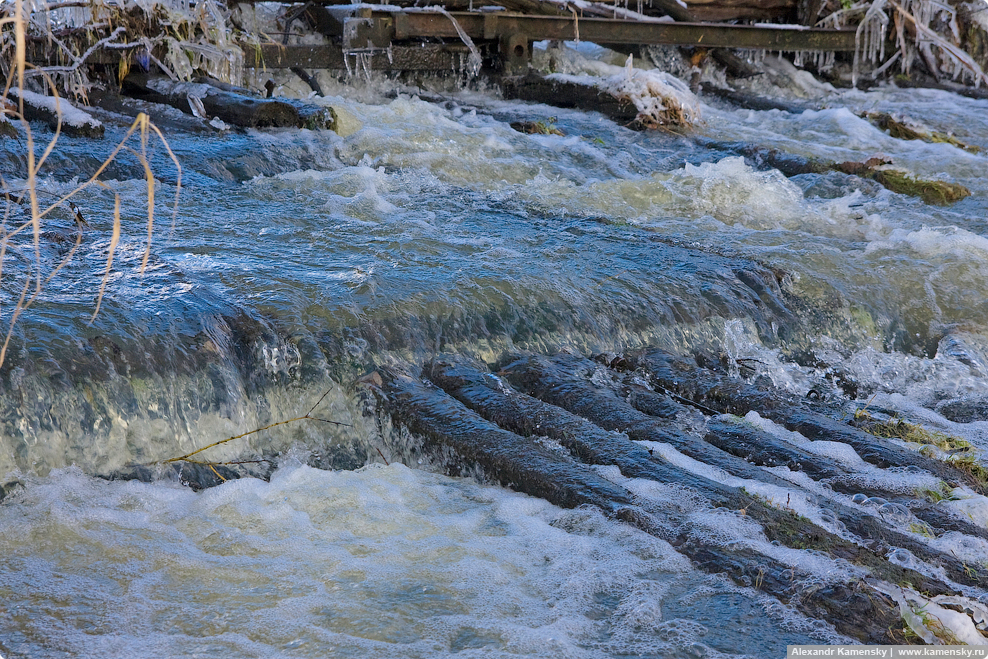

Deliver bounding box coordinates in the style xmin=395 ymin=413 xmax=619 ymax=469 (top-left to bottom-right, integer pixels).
xmin=370 ymin=365 xmax=635 ymax=512
xmin=499 ymin=353 xmax=818 ymax=491
xmin=501 ymin=352 xmax=988 ymax=588
xmin=424 ymin=354 xmax=748 ymax=506
xmin=123 ymin=73 xmax=300 ymax=128
xmin=501 ymin=71 xmax=643 ymax=127
xmin=614 ymin=369 xmax=988 ymax=541
xmin=8 ymin=88 xmax=104 ymax=138
xmin=196 ymin=75 xmax=340 ymax=131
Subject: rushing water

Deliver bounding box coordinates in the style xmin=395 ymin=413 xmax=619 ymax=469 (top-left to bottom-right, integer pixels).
xmin=2 ymin=57 xmax=988 ymax=656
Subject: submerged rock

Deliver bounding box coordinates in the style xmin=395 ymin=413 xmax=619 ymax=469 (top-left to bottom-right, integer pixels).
xmin=366 ymin=352 xmax=972 ymax=643
xmin=502 ymin=60 xmax=701 ymax=130
xmin=871 ymin=169 xmax=972 ymax=206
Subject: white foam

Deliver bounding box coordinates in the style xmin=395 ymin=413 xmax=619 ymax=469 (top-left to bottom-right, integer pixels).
xmin=547 ymin=59 xmax=700 ymax=128
xmin=945 ymin=491 xmax=988 ymax=529
xmin=874 ymin=583 xmax=988 ymax=645
xmin=600 ymin=461 xmax=865 ymax=583
xmin=634 ymin=440 xmax=846 ymax=540
xmin=4 ymin=463 xmax=815 ymax=657
xmin=866 ymin=225 xmax=988 ymax=259
xmin=740 ymin=412 xmax=941 ymax=494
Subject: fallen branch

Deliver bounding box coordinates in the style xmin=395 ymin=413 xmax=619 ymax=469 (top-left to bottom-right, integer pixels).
xmin=23 ymin=26 xmax=127 ymax=78
xmin=155 ymin=389 xmax=350 ymax=466
xmin=889 ymin=0 xmax=988 ymax=87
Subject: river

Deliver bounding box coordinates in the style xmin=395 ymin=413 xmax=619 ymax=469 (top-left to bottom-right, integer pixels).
xmin=1 ymin=51 xmax=988 ymax=657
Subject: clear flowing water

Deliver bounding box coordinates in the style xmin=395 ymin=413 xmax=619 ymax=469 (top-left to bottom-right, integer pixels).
xmin=2 ymin=71 xmax=988 ymax=657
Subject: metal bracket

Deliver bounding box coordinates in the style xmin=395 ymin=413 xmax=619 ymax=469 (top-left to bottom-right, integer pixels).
xmin=342 ymin=16 xmax=395 ymax=50
xmin=500 ymin=33 xmax=529 ymax=74
xmin=483 ymin=13 xmax=499 ymax=40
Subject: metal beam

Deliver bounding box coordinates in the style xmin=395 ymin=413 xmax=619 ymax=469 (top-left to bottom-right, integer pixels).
xmin=393 ymin=11 xmax=856 ymax=51
xmin=253 ymin=44 xmax=473 ymax=70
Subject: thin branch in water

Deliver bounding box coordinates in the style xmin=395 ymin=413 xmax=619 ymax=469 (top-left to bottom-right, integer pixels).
xmin=306 ymin=388 xmax=335 ymax=416
xmin=155 ymin=389 xmax=351 ymax=466
xmin=207 ymin=463 xmax=227 ymax=482
xmin=308 ymin=416 xmax=350 ymax=427
xmin=90 ymin=186 xmax=120 ymax=322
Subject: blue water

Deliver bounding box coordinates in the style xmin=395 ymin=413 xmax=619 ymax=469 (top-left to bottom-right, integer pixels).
xmin=2 ymin=69 xmax=988 ymax=656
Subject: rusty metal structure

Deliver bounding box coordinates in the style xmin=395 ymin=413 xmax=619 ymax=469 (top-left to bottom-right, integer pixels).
xmin=244 ymin=4 xmax=857 ymax=74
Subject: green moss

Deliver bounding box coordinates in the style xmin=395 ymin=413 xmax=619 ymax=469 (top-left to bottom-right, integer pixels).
xmin=917 ymin=482 xmax=958 ymax=504
xmin=864 ymin=111 xmax=980 ymax=154
xmin=856 ymin=411 xmax=970 ymax=450
xmin=872 ymin=169 xmax=971 ymax=206
xmin=948 ymin=453 xmax=988 ymax=488
xmin=510 ymin=119 xmax=564 ymax=136
xmin=857 ymin=412 xmax=988 ymax=489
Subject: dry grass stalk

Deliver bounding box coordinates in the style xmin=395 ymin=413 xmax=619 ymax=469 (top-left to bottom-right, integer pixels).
xmin=0 ymin=1 xmax=180 ymax=368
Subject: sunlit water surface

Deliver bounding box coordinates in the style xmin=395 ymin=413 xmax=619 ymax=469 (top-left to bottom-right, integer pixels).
xmin=2 ymin=74 xmax=988 ymax=657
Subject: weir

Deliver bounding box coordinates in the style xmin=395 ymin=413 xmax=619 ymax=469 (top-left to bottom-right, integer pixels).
xmin=250 ymin=8 xmax=857 ymax=75
xmin=364 ymin=348 xmax=988 ymax=643
xmin=5 ymin=0 xmax=988 ymax=653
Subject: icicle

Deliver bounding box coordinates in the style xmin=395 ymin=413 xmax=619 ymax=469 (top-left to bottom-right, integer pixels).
xmin=852 ymin=0 xmax=889 ymax=87
xmin=430 ymin=8 xmax=482 ymax=79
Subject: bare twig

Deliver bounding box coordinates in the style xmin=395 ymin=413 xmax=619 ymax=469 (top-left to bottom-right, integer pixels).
xmin=23 ymin=26 xmax=127 ymax=77
xmin=889 ymin=0 xmax=988 ymax=87
xmin=38 ymin=1 xmax=92 ymax=10
xmin=155 ymin=390 xmax=351 ymax=466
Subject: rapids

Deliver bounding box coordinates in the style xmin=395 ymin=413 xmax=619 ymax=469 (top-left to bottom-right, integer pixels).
xmin=2 ymin=58 xmax=988 ymax=656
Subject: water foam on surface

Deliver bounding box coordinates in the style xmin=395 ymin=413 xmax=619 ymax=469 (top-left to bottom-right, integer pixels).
xmin=597 ymin=463 xmax=865 ymax=586
xmin=741 ymin=412 xmax=941 ymax=493
xmin=1 ymin=462 xmax=835 ymax=658
xmin=630 ymin=441 xmax=856 ymax=559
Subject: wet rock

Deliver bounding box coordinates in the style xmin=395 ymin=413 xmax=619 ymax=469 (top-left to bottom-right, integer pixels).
xmin=701 ymin=138 xmax=972 ymax=205
xmin=702 ymin=85 xmax=816 ymax=113
xmin=862 ymin=111 xmax=981 ymax=153
xmin=871 ymin=169 xmax=971 ymax=206
xmin=509 ymin=119 xmax=564 ymax=136
xmin=326 ymin=104 xmax=363 ymax=137
xmin=621 ymin=349 xmax=979 ymax=490
xmin=99 ymin=461 xmax=252 ymax=490
xmin=377 ymin=357 xmax=934 ymax=642
xmin=0 ymin=115 xmax=17 ymax=138
xmin=0 ymin=479 xmax=24 ymax=502
xmin=937 ymin=400 xmax=988 ymax=424
xmin=502 ymin=72 xmax=641 ymax=127
xmin=368 ymin=365 xmax=634 ymax=512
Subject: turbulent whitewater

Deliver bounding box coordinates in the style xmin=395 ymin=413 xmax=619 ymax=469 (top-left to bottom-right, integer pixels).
xmin=2 ymin=67 xmax=988 ymax=657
